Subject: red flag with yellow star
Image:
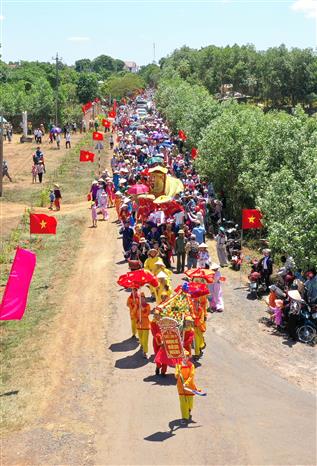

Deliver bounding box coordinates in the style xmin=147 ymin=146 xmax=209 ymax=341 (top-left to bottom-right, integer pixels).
xmin=80 ymin=150 xmax=95 ymax=162
xmin=242 ymin=209 xmax=263 ymax=229
xmin=30 ymin=214 xmax=57 ymax=235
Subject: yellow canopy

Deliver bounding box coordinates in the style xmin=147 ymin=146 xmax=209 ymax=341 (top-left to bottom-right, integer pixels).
xmin=164 ymin=175 xmax=184 ymax=198
xmin=149 ymin=166 xmax=168 ymax=175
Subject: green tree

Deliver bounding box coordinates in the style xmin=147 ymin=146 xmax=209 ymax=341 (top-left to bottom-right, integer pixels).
xmin=76 ymin=72 xmax=99 ymax=103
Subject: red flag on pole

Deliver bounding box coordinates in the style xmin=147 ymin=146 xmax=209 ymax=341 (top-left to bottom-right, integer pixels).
xmin=92 ymin=132 xmax=104 ymax=141
xmin=191 ymin=148 xmax=198 ymax=159
xmin=80 ymin=150 xmax=95 ymax=162
xmin=102 ymin=119 xmax=111 ymax=128
xmin=82 ymin=102 xmax=92 ymax=113
xmin=178 ymin=130 xmax=187 ymax=141
xmin=30 ymin=214 xmax=57 ymax=234
xmin=242 ymin=209 xmax=263 ymax=229
xmin=108 ymin=110 xmax=116 ymax=118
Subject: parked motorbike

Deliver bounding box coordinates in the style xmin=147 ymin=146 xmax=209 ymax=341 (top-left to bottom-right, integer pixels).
xmin=231 ymin=250 xmax=243 ymax=271
xmin=248 ymin=259 xmax=267 ymax=298
xmin=296 ymin=303 xmax=317 ymax=344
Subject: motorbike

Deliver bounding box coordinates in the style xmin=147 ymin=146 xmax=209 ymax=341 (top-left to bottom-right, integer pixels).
xmin=248 ymin=259 xmax=267 ymax=298
xmin=296 ymin=303 xmax=317 ymax=344
xmin=231 ymin=250 xmax=243 ymax=271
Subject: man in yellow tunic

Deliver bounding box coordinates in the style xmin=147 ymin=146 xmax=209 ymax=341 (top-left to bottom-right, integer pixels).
xmin=126 ymin=289 xmax=140 ymax=338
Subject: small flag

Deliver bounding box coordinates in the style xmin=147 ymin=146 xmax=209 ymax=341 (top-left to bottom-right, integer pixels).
xmin=178 ymin=130 xmax=187 ymax=141
xmin=80 ymin=150 xmax=95 ymax=162
xmin=242 ymin=209 xmax=263 ymax=229
xmin=191 ymin=148 xmax=198 ymax=159
xmin=108 ymin=110 xmax=116 ymax=118
xmin=82 ymin=102 xmax=92 ymax=113
xmin=92 ymin=132 xmax=104 ymax=141
xmin=102 ymin=119 xmax=111 ymax=128
xmin=30 ymin=214 xmax=57 ymax=234
xmin=0 ymin=248 xmax=36 ymax=321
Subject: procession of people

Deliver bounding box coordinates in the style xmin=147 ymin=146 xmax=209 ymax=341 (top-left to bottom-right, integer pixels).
xmin=86 ymin=92 xmax=227 ymax=424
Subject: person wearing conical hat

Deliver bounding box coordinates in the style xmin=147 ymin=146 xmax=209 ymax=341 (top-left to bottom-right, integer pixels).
xmin=209 ymin=263 xmax=225 ymax=312
xmin=114 ymin=191 xmax=123 ymax=220
xmin=197 ymin=243 xmax=211 ymax=269
xmin=155 ymin=271 xmax=172 ymax=304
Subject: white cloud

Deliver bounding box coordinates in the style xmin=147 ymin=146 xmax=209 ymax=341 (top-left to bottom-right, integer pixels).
xmin=67 ymin=36 xmax=91 ymax=42
xmin=291 ymin=0 xmax=317 ymax=18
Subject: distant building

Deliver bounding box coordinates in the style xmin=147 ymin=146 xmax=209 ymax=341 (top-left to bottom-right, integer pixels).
xmin=124 ymin=61 xmax=139 ymax=73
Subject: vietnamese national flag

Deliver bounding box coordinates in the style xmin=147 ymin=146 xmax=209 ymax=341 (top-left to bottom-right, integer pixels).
xmin=178 ymin=130 xmax=187 ymax=141
xmin=191 ymin=148 xmax=198 ymax=159
xmin=93 ymin=131 xmax=104 ymax=141
xmin=242 ymin=209 xmax=263 ymax=229
xmin=80 ymin=150 xmax=95 ymax=162
xmin=82 ymin=101 xmax=92 ymax=113
xmin=102 ymin=119 xmax=111 ymax=128
xmin=30 ymin=214 xmax=57 ymax=235
xmin=108 ymin=110 xmax=116 ymax=118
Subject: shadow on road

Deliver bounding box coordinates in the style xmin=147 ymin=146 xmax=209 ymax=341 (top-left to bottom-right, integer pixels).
xmin=109 ymin=337 xmax=139 ymax=352
xmin=0 ymin=390 xmax=19 ymax=397
xmin=115 ymin=349 xmax=150 ymax=369
xmin=144 ymin=419 xmax=200 ymax=442
xmin=143 ymin=374 xmax=176 ymax=386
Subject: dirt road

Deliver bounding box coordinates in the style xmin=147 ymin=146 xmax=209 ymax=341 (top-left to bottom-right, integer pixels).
xmin=1 ymin=201 xmax=316 ymax=465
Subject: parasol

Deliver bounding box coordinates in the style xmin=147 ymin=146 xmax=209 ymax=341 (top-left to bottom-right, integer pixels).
xmin=127 ymin=184 xmax=149 ymax=195
xmin=117 ymin=270 xmax=159 ymax=290
xmin=185 ymin=268 xmax=215 ymax=284
xmin=50 ymin=127 xmax=62 ymax=134
xmin=175 ymin=282 xmax=210 ymax=299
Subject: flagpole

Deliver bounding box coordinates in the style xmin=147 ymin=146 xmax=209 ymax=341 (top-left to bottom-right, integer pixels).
xmin=239 ymin=225 xmax=243 ymax=287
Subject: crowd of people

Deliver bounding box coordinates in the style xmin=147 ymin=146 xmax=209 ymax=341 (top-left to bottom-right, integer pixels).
xmin=86 ymin=92 xmax=228 ymax=423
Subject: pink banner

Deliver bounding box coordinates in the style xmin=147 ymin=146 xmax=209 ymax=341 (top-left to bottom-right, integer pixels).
xmin=0 ymin=248 xmax=36 ymax=320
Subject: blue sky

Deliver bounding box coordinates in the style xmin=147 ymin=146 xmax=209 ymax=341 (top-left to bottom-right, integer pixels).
xmin=0 ymin=0 xmax=316 ymax=66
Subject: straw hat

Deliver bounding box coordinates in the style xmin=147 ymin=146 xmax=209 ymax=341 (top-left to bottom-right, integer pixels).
xmin=288 ymin=290 xmax=303 ymax=302
xmin=198 ymin=243 xmax=208 ymax=248
xmin=157 ymin=271 xmax=168 ymax=279
xmin=148 ymin=248 xmax=158 ymax=255
xmin=54 ymin=183 xmax=60 ymax=188
xmin=139 ymin=237 xmax=146 ymax=243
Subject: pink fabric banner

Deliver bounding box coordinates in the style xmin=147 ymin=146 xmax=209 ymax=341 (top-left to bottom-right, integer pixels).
xmin=0 ymin=247 xmax=36 ymax=320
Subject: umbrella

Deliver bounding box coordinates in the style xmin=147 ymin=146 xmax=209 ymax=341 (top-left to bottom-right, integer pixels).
xmin=117 ymin=270 xmax=159 ymax=290
xmin=148 ymin=157 xmax=164 ymax=165
xmin=153 ymin=195 xmax=172 ymax=204
xmin=185 ymin=268 xmax=215 ymax=284
xmin=50 ymin=127 xmax=62 ymax=134
xmin=175 ymin=282 xmax=210 ymax=299
xmin=127 ymin=184 xmax=149 ymax=195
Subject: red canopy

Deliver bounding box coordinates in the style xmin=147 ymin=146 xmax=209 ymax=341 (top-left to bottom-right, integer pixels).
xmin=175 ymin=282 xmax=210 ymax=298
xmin=160 ymin=200 xmax=184 ymax=218
xmin=185 ymin=268 xmax=215 ymax=284
xmin=117 ymin=270 xmax=158 ymax=289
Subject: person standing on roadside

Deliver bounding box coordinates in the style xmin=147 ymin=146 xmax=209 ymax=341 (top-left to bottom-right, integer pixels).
xmin=53 ymin=184 xmax=62 ymax=211
xmin=185 ymin=234 xmax=199 ymax=269
xmin=37 ymin=161 xmax=45 ymax=183
xmin=56 ymin=133 xmax=61 ymax=150
xmin=65 ymin=132 xmax=71 ymax=149
xmin=175 ymin=229 xmax=186 ymax=273
xmin=2 ymin=160 xmax=13 ymax=182
xmin=216 ymin=227 xmax=228 ymax=267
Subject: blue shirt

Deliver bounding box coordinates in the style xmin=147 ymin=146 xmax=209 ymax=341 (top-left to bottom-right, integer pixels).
xmin=192 ymin=226 xmax=206 ymax=244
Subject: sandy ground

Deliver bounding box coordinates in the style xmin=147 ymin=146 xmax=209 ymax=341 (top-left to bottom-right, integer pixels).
xmin=1 ymin=135 xmax=316 ymax=465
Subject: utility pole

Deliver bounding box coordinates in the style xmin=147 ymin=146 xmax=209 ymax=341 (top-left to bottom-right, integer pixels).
xmin=153 ymin=42 xmax=156 ymax=64
xmin=52 ymin=53 xmax=62 ymax=126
